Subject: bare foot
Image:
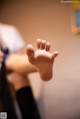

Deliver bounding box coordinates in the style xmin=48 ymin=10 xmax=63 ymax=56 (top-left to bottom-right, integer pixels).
xmin=26 ymin=39 xmax=58 ymax=81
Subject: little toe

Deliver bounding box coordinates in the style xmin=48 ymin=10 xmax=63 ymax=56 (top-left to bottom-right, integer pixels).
xmin=52 ymin=51 xmax=58 ymax=59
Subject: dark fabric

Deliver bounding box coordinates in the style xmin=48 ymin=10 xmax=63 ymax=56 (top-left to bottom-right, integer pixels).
xmin=16 ymin=87 xmax=41 ymax=119
xmin=1 ymin=47 xmax=10 ymax=60
xmin=0 ymin=62 xmax=18 ymax=119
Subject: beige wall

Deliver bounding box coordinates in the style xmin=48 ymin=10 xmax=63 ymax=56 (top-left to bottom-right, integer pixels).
xmin=1 ymin=1 xmax=80 ymax=119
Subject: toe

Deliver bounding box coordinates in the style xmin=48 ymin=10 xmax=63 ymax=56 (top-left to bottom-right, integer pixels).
xmin=26 ymin=44 xmax=34 ymax=57
xmin=52 ymin=51 xmax=58 ymax=59
xmin=37 ymin=39 xmax=42 ymax=49
xmin=41 ymin=40 xmax=46 ymax=49
xmin=45 ymin=42 xmax=51 ymax=51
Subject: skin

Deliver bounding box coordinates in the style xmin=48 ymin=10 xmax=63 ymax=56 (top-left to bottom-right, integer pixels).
xmin=26 ymin=39 xmax=58 ymax=80
xmin=0 ymin=39 xmax=58 ymax=81
xmin=0 ymin=51 xmax=4 ymax=63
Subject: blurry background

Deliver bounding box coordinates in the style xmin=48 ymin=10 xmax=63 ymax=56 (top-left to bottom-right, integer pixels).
xmin=0 ymin=0 xmax=80 ymax=119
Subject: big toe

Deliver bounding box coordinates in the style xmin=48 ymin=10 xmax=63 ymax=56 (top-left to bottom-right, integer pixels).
xmin=26 ymin=44 xmax=34 ymax=57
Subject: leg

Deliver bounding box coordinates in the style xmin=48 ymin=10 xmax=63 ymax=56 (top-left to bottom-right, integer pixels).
xmin=8 ymin=73 xmax=41 ymax=119
xmin=16 ymin=86 xmax=41 ymax=119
